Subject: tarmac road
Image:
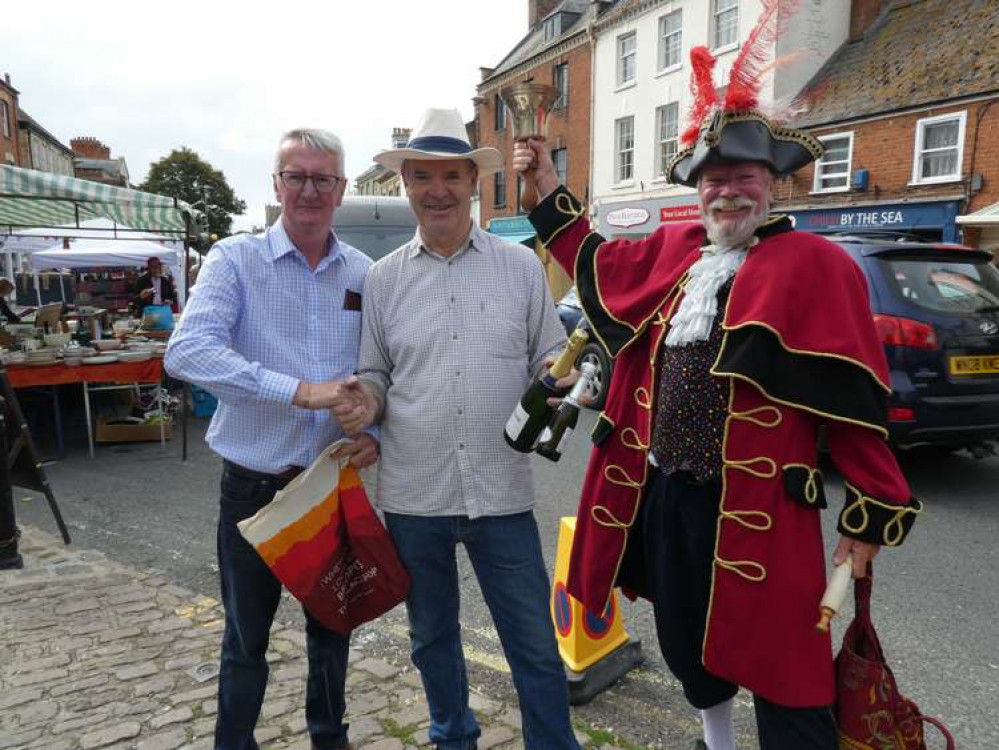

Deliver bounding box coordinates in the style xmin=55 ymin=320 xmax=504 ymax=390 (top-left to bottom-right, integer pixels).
xmin=13 ymin=405 xmax=998 ymax=749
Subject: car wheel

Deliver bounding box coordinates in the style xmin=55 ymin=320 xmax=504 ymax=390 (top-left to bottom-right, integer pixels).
xmin=578 ymin=342 xmax=612 ymax=410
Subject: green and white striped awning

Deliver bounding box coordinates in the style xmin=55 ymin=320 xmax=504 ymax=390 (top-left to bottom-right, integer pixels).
xmin=956 ymin=201 xmax=999 ymax=226
xmin=0 ymin=164 xmax=204 ymax=237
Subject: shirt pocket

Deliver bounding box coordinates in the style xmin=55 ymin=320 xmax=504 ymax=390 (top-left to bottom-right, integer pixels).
xmin=470 ymin=294 xmax=527 ymax=361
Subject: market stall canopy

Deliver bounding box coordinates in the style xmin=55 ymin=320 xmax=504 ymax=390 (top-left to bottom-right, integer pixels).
xmin=28 ymin=238 xmax=182 ymax=271
xmin=956 ymin=201 xmax=999 ymax=226
xmin=1 ymin=217 xmax=182 ymax=255
xmin=0 ymin=164 xmax=204 ymax=240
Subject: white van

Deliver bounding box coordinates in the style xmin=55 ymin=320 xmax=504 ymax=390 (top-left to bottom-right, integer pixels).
xmin=334 ymin=196 xmax=417 ymax=262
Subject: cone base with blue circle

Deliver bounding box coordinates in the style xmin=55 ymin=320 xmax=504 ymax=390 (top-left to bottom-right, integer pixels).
xmin=552 ymin=516 xmax=643 ymax=704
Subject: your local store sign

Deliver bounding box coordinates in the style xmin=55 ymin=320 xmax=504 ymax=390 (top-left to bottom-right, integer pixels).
xmin=606 ymin=207 xmax=650 ymax=228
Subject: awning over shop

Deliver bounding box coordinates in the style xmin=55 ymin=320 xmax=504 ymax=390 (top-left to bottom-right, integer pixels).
xmin=0 ymin=164 xmax=202 ymax=238
xmin=956 ymin=201 xmax=999 ymax=226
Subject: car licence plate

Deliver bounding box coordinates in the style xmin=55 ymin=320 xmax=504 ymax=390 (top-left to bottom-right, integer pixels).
xmin=949 ymin=355 xmax=999 ymax=375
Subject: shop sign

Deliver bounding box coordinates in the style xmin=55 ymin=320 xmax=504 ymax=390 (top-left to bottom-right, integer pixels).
xmin=606 ymin=207 xmax=650 ymax=228
xmin=660 ymin=204 xmax=701 ymax=222
xmin=790 ymin=201 xmax=959 ymax=233
xmin=488 ymin=216 xmax=534 ymax=234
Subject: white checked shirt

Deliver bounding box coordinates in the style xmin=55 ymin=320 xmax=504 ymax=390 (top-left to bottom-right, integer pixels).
xmin=357 ymin=223 xmax=566 ymax=518
xmin=165 ymin=222 xmax=372 ymax=474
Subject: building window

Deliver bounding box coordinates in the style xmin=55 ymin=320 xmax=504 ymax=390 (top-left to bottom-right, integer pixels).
xmin=656 ymin=103 xmax=680 ymax=178
xmin=0 ymin=101 xmax=10 ymax=138
xmin=553 ymin=63 xmax=569 ymax=110
xmin=712 ymin=0 xmax=739 ymax=50
xmin=617 ymin=32 xmax=637 ymax=87
xmin=813 ymin=132 xmax=853 ymax=192
xmin=494 ymin=94 xmax=506 ymax=132
xmin=912 ymin=111 xmax=966 ymax=184
xmin=658 ymin=10 xmax=683 ymax=71
xmin=543 ymin=13 xmax=562 ymax=43
xmin=552 ymin=147 xmax=568 ymax=185
xmin=494 ymin=170 xmax=506 ymax=207
xmin=615 ymin=116 xmax=635 ymax=183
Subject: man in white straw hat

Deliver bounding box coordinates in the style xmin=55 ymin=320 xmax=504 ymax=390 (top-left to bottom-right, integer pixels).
xmin=330 ymin=108 xmax=581 ymax=750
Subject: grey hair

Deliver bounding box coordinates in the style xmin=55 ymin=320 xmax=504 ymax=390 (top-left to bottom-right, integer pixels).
xmin=274 ymin=128 xmax=345 ymax=172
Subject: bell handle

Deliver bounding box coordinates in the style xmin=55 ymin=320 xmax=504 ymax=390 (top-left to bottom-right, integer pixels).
xmin=516 ymin=135 xmax=545 ymax=213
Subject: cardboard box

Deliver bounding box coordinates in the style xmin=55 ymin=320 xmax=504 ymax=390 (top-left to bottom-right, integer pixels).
xmin=95 ymin=418 xmax=172 ymax=444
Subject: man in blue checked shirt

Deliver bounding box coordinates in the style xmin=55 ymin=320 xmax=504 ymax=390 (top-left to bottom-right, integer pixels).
xmin=166 ymin=128 xmax=374 ymax=750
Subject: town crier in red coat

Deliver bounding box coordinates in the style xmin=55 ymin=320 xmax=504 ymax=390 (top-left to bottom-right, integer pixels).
xmin=513 ymin=27 xmax=922 ymax=750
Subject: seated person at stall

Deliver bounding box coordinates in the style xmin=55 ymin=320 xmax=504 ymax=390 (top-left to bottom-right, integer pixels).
xmin=132 ymin=256 xmax=176 ymax=314
xmin=0 ymin=278 xmax=22 ymax=324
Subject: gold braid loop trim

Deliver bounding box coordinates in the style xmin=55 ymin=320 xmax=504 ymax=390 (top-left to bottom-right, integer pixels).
xmin=555 ymin=192 xmax=584 ymax=219
xmin=724 ymin=456 xmax=778 ymax=479
xmin=730 ymin=405 xmax=782 ymax=429
xmin=720 ymin=509 xmax=773 ymax=532
xmin=604 ymin=464 xmax=643 ymax=490
xmin=634 ymin=387 xmax=652 ymax=410
xmin=620 ymin=427 xmax=649 ymax=452
xmin=715 ymin=556 xmax=767 ymax=583
xmin=840 ymin=484 xmax=923 ymax=546
xmin=591 ymin=504 xmax=632 ymax=530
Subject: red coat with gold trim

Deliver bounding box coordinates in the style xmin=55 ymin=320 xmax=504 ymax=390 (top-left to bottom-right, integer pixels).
xmin=529 ymin=187 xmax=921 ymax=707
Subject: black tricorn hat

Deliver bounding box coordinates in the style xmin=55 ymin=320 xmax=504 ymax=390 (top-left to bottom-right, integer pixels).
xmin=666 ymin=1 xmax=824 ymax=188
xmin=667 ymin=108 xmax=823 ymax=187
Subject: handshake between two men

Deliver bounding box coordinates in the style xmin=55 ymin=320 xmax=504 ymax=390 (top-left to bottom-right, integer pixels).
xmin=292 ymin=377 xmax=381 ymax=468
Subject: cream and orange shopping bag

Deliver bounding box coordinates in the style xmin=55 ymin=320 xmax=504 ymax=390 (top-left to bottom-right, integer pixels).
xmin=237 ymin=443 xmax=410 ymax=634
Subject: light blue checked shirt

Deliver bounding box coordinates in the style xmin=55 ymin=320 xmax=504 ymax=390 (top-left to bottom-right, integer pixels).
xmin=165 ymin=221 xmax=373 ymax=474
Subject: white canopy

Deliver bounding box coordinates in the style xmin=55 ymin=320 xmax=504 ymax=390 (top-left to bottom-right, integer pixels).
xmin=30 ymin=237 xmax=186 ymax=306
xmin=1 ymin=216 xmax=182 ymax=254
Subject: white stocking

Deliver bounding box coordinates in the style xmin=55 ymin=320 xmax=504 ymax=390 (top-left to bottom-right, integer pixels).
xmin=701 ymin=696 xmax=736 ymax=750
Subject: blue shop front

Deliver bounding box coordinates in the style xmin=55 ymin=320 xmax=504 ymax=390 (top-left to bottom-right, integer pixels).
xmin=786 ymin=199 xmax=964 ymax=243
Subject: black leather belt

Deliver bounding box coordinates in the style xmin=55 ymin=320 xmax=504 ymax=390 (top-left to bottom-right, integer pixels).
xmin=223 ymin=459 xmax=305 ymax=484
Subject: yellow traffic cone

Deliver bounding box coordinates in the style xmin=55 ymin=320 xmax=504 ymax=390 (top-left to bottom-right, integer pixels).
xmin=551 ymin=516 xmax=642 ymax=704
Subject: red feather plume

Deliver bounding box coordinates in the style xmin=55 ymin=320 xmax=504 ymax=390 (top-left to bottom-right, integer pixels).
xmin=682 ymin=46 xmax=719 ymax=145
xmin=724 ymin=0 xmax=799 ymax=112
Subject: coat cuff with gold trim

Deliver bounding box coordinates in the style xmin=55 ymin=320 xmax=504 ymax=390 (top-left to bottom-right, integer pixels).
xmin=837 ymin=483 xmax=922 ymax=546
xmin=528 ymin=185 xmax=583 ymax=248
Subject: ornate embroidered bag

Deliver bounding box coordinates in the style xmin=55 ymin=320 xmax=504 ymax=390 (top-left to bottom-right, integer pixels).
xmin=835 ymin=573 xmax=954 ymax=750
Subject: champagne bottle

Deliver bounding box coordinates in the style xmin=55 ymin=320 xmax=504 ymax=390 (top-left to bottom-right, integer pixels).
xmin=536 ymin=362 xmax=595 ymax=462
xmin=504 ymin=327 xmax=589 ymax=452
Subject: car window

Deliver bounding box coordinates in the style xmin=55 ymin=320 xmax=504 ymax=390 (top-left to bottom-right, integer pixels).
xmin=336 ymin=227 xmax=415 ymax=262
xmin=877 ymin=255 xmax=999 ymax=313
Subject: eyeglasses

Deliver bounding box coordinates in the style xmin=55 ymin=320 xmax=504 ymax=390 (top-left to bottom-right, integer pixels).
xmin=277 ymin=171 xmax=345 ymax=193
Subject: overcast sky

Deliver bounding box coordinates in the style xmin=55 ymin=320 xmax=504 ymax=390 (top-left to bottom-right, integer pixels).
xmin=4 ymin=0 xmax=528 ymax=230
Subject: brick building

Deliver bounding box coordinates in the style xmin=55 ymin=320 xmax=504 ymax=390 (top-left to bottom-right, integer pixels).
xmin=1 ymin=74 xmax=22 ymax=166
xmin=355 ymin=127 xmax=410 ymax=197
xmin=774 ymin=0 xmax=999 ymax=254
xmin=475 ymin=0 xmax=616 ymax=300
xmin=70 ymin=136 xmax=130 ymax=187
xmin=18 ymin=110 xmax=74 ymax=176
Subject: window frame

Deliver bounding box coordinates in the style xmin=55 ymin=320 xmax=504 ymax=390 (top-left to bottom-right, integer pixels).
xmin=911 ymin=111 xmax=967 ymax=185
xmin=657 ymin=9 xmax=683 ymax=73
xmin=711 ymin=0 xmax=739 ymax=52
xmin=655 ymin=102 xmax=680 ymax=179
xmin=552 ymin=147 xmax=568 ymax=185
xmin=812 ymin=131 xmax=854 ymax=194
xmin=0 ymin=101 xmax=10 ymax=139
xmin=553 ymin=63 xmax=569 ymax=110
xmin=617 ymin=32 xmax=637 ymax=88
xmin=493 ymin=170 xmax=506 ymax=208
xmin=493 ymin=94 xmax=506 ymax=133
xmin=615 ymin=116 xmax=635 ymax=184
xmin=543 ymin=13 xmax=562 ymax=43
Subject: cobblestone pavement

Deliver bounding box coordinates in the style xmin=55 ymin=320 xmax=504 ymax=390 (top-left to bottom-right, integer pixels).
xmin=1 ymin=527 xmax=633 ymax=750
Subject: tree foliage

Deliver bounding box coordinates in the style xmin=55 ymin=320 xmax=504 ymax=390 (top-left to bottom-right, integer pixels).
xmin=139 ymin=148 xmax=247 ymax=237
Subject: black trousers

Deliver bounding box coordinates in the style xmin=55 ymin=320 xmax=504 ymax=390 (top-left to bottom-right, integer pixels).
xmin=637 ymin=468 xmax=837 ymax=750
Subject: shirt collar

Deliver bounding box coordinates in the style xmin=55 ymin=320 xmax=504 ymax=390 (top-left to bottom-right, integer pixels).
xmin=266 ymin=221 xmax=341 ymax=268
xmin=408 ymin=223 xmax=483 ymax=260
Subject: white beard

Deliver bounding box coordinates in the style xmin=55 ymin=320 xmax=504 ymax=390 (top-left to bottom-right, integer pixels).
xmin=703 ymin=196 xmax=769 ymax=250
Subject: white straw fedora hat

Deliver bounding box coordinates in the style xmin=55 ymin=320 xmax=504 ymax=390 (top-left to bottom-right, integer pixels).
xmin=374 ymin=108 xmax=503 ymax=175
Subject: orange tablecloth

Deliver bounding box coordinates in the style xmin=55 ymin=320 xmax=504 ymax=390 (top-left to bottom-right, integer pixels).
xmin=7 ymin=359 xmax=164 ymax=388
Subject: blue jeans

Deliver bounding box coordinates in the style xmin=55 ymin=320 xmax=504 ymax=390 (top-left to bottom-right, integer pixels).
xmin=215 ymin=462 xmax=351 ymax=750
xmin=385 ymin=511 xmax=579 ymax=750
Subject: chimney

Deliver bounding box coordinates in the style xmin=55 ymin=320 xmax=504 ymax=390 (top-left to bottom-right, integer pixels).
xmin=529 ymin=0 xmax=562 ymax=28
xmin=849 ymin=0 xmax=889 ymax=41
xmin=70 ymin=136 xmax=111 ymax=159
xmin=391 ymin=128 xmax=411 ymax=149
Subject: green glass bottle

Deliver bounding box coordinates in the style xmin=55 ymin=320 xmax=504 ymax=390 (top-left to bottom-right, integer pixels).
xmin=504 ymin=327 xmax=589 ymax=453
xmin=535 ymin=362 xmax=595 ymax=463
